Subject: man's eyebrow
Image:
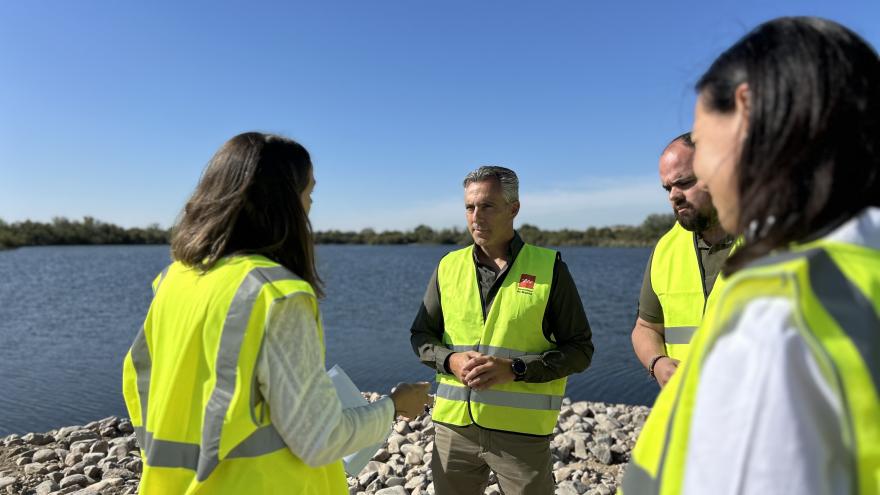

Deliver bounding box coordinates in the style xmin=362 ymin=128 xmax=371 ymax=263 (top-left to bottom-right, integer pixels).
xmin=669 ymin=176 xmax=696 ymax=186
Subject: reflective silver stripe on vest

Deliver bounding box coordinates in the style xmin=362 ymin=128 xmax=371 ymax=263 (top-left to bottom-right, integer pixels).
xmin=449 ymin=344 xmax=536 ymax=358
xmin=436 ymin=383 xmax=562 ymax=411
xmin=134 ymin=424 xmax=288 ymax=470
xmin=809 ymin=250 xmax=880 ymax=388
xmin=620 ymin=460 xmax=660 ymax=494
xmin=622 ymin=247 xmax=880 ymax=494
xmin=131 ymin=264 xmax=307 ymax=479
xmin=621 ymin=312 xmax=743 ymax=494
xmin=197 ymin=265 xmax=303 ymax=481
xmin=664 ymin=326 xmax=697 ymax=345
xmin=129 ymin=326 xmax=151 ymax=449
xmin=152 ymin=266 xmax=171 ymax=295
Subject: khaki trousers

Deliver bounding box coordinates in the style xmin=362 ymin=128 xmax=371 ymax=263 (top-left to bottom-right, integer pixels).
xmin=431 ymin=423 xmax=555 ymax=495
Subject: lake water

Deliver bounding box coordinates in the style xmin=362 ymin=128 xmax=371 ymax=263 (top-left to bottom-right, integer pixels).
xmin=0 ymin=244 xmax=658 ymax=436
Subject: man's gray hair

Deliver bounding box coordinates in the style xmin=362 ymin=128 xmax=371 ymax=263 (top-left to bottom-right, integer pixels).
xmin=462 ymin=166 xmax=519 ymax=204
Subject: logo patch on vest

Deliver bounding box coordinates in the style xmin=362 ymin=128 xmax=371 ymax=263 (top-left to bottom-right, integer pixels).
xmin=517 ymin=274 xmax=536 ymax=294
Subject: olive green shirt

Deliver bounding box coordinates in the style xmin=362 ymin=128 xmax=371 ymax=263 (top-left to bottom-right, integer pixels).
xmin=637 ymin=234 xmax=734 ymax=324
xmin=410 ymin=233 xmax=594 ymax=383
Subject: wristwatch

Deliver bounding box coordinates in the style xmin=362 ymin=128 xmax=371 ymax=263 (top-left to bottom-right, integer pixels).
xmin=511 ymin=357 xmax=527 ymax=381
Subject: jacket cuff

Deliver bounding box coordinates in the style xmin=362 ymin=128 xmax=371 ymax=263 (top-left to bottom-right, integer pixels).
xmin=519 ymin=354 xmax=545 ymax=382
xmin=435 ymin=347 xmax=454 ymax=374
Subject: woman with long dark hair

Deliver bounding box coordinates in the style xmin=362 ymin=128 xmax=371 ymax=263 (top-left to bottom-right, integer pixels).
xmin=622 ymin=17 xmax=879 ymax=494
xmin=122 ymin=132 xmax=430 ymax=494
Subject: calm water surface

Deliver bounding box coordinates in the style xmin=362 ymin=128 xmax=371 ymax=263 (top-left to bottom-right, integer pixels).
xmin=0 ymin=244 xmax=657 ymax=435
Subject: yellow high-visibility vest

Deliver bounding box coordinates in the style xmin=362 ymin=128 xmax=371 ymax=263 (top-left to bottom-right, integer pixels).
xmin=622 ymin=240 xmax=880 ymax=494
xmin=122 ymin=255 xmax=348 ymax=494
xmin=651 ymin=223 xmax=729 ymax=362
xmin=431 ymin=243 xmax=565 ymax=436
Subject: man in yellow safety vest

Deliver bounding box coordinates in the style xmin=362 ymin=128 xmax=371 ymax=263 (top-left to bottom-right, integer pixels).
xmin=630 ymin=133 xmax=733 ymax=387
xmin=410 ymin=165 xmax=594 ymax=494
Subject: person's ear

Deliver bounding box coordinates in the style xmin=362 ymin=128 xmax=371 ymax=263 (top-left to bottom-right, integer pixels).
xmin=734 ymin=82 xmax=750 ymax=141
xmin=510 ymin=201 xmax=520 ymax=218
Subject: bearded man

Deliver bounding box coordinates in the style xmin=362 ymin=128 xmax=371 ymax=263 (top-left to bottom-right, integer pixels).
xmin=630 ymin=133 xmax=733 ymax=387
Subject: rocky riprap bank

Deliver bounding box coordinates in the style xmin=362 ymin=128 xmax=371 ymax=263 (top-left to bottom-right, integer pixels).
xmin=0 ymin=397 xmax=648 ymax=495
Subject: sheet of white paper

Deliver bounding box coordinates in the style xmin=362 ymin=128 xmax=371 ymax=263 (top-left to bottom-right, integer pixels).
xmin=327 ymin=364 xmax=388 ymax=476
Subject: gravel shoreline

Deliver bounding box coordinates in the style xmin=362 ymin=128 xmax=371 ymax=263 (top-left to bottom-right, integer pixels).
xmin=0 ymin=397 xmax=648 ymax=495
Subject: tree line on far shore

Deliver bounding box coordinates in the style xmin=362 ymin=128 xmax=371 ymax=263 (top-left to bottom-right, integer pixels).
xmin=0 ymin=213 xmax=675 ymax=250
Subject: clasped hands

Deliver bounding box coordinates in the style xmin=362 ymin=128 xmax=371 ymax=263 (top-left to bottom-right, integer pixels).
xmin=448 ymin=351 xmax=515 ymax=390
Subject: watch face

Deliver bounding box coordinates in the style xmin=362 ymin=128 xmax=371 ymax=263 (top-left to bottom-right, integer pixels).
xmin=513 ymin=358 xmax=527 ymax=375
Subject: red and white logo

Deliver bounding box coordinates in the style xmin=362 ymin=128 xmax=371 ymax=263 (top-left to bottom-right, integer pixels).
xmin=518 ymin=274 xmax=536 ymax=289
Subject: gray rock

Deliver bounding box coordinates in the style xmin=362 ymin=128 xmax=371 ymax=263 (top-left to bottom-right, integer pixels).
xmin=0 ymin=478 xmax=16 ymax=490
xmin=590 ymin=444 xmax=613 ymax=465
xmin=365 ymin=479 xmax=380 ymax=493
xmin=116 ymin=420 xmax=134 ymax=435
xmin=101 ymin=469 xmax=136 ymax=480
xmin=124 ymin=458 xmax=142 ymax=473
xmin=371 ymin=448 xmax=391 ymax=462
xmin=81 ymin=454 xmax=104 ymax=467
xmin=59 ymin=474 xmax=89 ymax=489
xmin=595 ymin=485 xmax=612 ymax=495
xmin=404 ymin=474 xmax=426 ymax=490
xmin=15 ymin=457 xmax=32 ymax=466
xmin=393 ymin=421 xmax=411 ymax=435
xmin=64 ymin=453 xmax=82 ymax=467
xmin=596 ymin=414 xmax=622 ymax=431
xmin=33 ymin=449 xmax=58 ymax=463
xmin=48 ymin=472 xmax=64 ymax=483
xmin=571 ymin=401 xmax=590 ymax=416
xmin=375 ymin=487 xmax=407 ymax=495
xmin=357 ymin=469 xmax=377 ymax=487
xmin=99 ymin=426 xmax=118 ymax=438
xmin=106 ymin=445 xmax=129 ymax=462
xmin=7 ymin=446 xmax=29 ymax=458
xmin=88 ymin=441 xmax=107 ymax=455
xmin=34 ymin=480 xmax=59 ymax=495
xmin=555 ymin=480 xmax=580 ymax=495
xmin=573 ymin=480 xmax=590 ymax=493
xmin=386 ymin=433 xmax=408 ymax=454
xmin=55 ymin=426 xmax=83 ymax=439
xmin=69 ymin=442 xmax=92 ymax=456
xmin=23 ymin=433 xmax=54 ymax=446
xmin=68 ymin=477 xmax=123 ymax=494
xmin=384 ymin=476 xmax=405 ymax=487
xmin=70 ymin=461 xmax=86 ymax=475
xmin=98 ymin=417 xmax=119 ymax=429
xmin=83 ymin=466 xmax=101 ymax=480
xmin=67 ymin=431 xmax=99 ymax=443
xmin=553 ymin=462 xmax=586 ymax=483
xmin=594 ymin=434 xmax=614 ymax=446
xmin=405 ymin=451 xmax=423 ymax=466
xmin=24 ymin=463 xmax=48 ymax=476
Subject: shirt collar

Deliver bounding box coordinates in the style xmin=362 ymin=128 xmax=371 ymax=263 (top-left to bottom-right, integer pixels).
xmin=471 ymin=231 xmax=524 ymax=264
xmin=823 ymin=207 xmax=880 ymax=249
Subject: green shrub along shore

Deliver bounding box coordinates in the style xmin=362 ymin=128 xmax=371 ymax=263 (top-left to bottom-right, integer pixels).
xmin=0 ymin=214 xmax=675 ymax=250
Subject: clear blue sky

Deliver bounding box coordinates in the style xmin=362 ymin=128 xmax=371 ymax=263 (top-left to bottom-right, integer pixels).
xmin=2 ymin=1 xmax=878 ymax=231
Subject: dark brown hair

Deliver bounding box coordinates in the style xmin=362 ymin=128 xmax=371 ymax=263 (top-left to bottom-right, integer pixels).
xmin=171 ymin=132 xmax=323 ymax=296
xmin=697 ymin=17 xmax=880 ymax=274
